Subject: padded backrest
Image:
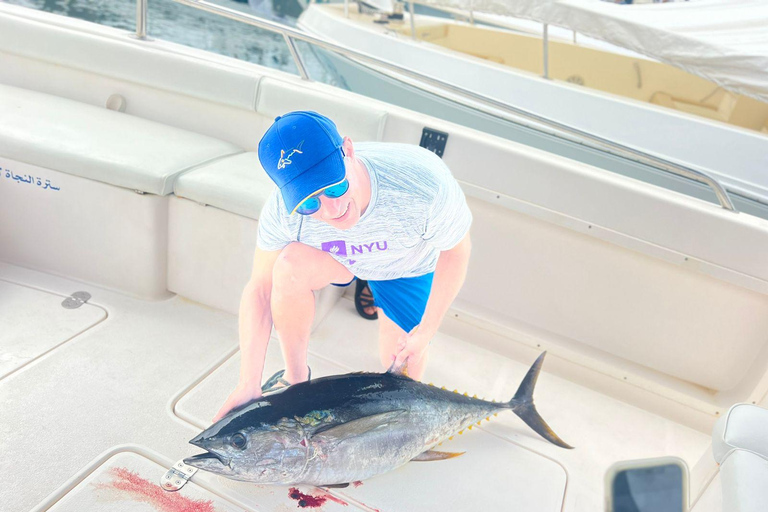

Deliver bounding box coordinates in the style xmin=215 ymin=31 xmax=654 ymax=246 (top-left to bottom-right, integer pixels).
xmin=256 ymin=77 xmax=387 ymax=143
xmin=0 ymin=3 xmax=262 ymax=109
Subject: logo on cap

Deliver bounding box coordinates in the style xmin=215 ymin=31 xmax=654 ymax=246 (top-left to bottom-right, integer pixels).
xmin=277 ymin=141 xmax=305 ymax=170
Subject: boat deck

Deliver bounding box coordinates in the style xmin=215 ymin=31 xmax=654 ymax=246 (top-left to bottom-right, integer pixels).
xmin=1 ymin=261 xmax=711 ymax=511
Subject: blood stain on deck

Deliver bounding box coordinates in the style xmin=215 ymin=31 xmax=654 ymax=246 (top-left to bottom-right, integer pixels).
xmin=94 ymin=466 xmax=217 ymax=512
xmin=289 ymin=487 xmax=349 ymax=508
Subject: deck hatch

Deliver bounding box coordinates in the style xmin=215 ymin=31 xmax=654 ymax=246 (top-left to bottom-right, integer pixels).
xmin=1 ymin=281 xmax=104 ymax=379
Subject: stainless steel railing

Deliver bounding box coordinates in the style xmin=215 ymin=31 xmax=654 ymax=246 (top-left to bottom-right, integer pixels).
xmin=136 ymin=0 xmax=737 ymax=212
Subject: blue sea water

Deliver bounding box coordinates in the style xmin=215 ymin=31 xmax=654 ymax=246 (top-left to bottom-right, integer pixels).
xmin=4 ymin=0 xmax=339 ymax=82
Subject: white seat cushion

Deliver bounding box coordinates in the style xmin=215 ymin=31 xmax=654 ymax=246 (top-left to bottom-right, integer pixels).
xmin=174 ymin=152 xmax=274 ymax=220
xmin=0 ymin=83 xmax=243 ymax=195
xmin=712 ymin=404 xmax=768 ymax=512
xmin=713 ymin=403 xmax=768 ymax=463
xmin=720 ymin=450 xmax=768 ymax=512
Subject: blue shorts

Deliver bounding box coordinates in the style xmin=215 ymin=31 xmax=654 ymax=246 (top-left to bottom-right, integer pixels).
xmin=332 ymin=274 xmax=435 ymax=333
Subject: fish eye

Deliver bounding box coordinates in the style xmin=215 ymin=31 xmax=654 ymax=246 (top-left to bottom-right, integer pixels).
xmin=230 ymin=433 xmax=247 ymax=450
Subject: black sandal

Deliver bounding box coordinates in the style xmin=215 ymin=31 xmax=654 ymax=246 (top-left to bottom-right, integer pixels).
xmin=355 ymin=279 xmax=378 ymax=320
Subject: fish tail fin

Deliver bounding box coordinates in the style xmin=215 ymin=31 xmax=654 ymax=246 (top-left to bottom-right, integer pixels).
xmin=508 ymin=351 xmax=573 ymax=449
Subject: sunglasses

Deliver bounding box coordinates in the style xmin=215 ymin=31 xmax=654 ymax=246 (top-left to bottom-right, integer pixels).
xmin=295 ymin=179 xmax=350 ymax=215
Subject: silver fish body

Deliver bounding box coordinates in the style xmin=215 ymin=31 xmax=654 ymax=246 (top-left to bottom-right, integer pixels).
xmin=184 ymin=352 xmax=571 ymax=485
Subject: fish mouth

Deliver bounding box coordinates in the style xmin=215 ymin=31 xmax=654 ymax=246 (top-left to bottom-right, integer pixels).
xmin=183 ymin=451 xmax=232 ymax=472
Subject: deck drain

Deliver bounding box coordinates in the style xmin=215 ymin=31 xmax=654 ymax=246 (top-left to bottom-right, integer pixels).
xmin=62 ymin=291 xmax=91 ymax=309
xmin=161 ymin=459 xmax=198 ymax=491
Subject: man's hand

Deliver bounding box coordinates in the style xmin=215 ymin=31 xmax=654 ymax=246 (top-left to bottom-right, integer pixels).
xmin=392 ymin=325 xmax=435 ymax=368
xmin=212 ymin=383 xmax=263 ymax=423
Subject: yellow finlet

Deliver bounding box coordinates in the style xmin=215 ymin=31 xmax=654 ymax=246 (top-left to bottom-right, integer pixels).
xmin=459 ymin=430 xmax=464 ymax=435
xmin=463 ymin=392 xmax=468 ymax=396
xmin=468 ymin=425 xmax=473 ymax=430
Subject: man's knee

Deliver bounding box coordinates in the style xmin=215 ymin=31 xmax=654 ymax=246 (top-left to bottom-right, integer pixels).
xmin=273 ymin=243 xmax=316 ymax=288
xmin=273 ymin=242 xmax=348 ymax=291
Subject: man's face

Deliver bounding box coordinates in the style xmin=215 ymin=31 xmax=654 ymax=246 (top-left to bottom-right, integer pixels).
xmin=309 ymin=158 xmax=361 ymax=230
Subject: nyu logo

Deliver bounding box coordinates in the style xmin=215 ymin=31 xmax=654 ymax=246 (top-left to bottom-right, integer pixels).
xmin=350 ymin=241 xmax=388 ymax=254
xmin=277 ymin=140 xmax=304 ymax=170
xmin=320 ymin=240 xmax=389 ymax=258
xmin=321 ymin=240 xmax=347 ymax=257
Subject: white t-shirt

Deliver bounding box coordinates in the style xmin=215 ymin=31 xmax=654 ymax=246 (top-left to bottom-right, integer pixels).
xmin=256 ymin=141 xmax=472 ymax=281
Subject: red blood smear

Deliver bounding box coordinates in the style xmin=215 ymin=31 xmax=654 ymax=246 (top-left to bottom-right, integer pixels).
xmin=289 ymin=487 xmax=328 ymax=508
xmin=316 ymin=489 xmax=348 ymax=507
xmin=352 ymin=481 xmax=363 ymax=488
xmin=95 ymin=467 xmax=217 ymax=512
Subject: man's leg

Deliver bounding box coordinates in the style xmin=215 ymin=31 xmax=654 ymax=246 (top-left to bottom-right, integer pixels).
xmin=378 ymin=309 xmax=430 ymax=381
xmin=271 ymin=242 xmax=354 ymax=385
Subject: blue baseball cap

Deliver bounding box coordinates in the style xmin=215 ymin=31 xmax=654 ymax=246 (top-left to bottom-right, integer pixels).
xmin=258 ymin=111 xmax=346 ymax=214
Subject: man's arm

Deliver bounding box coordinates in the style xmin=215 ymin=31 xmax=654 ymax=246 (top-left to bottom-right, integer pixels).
xmin=213 ymin=245 xmax=281 ymax=422
xmin=420 ymin=230 xmax=472 ymax=334
xmin=393 ymin=230 xmax=471 ymax=367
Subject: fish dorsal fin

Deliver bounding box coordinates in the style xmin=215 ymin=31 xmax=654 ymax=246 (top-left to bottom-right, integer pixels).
xmin=386 ymin=359 xmax=410 ymax=378
xmin=311 ymin=410 xmax=406 ymax=442
xmin=410 ymin=450 xmax=466 ymax=462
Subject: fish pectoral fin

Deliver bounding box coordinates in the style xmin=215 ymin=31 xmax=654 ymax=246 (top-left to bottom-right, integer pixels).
xmin=410 ymin=450 xmax=466 ymax=462
xmin=320 ymin=483 xmax=350 ymax=488
xmin=312 ymin=410 xmax=407 ymax=441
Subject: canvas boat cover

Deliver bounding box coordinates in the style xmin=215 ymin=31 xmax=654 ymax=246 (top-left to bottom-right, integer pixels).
xmin=415 ymin=0 xmax=768 ymax=103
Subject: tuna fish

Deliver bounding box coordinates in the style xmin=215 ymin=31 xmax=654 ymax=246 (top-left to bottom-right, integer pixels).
xmin=184 ymin=351 xmax=572 ymax=486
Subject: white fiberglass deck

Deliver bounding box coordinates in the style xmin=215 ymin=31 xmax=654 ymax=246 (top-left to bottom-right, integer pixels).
xmin=0 ymin=261 xmax=710 ymax=512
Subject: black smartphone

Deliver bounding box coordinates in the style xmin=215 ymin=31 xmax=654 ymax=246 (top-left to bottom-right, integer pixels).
xmin=605 ymin=457 xmax=689 ymax=512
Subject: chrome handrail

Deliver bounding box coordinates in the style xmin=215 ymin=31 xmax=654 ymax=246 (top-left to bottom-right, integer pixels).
xmin=136 ymin=0 xmax=148 ymax=39
xmin=139 ymin=0 xmax=737 ymax=212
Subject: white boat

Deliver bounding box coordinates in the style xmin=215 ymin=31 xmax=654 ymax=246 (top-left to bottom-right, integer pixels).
xmin=298 ymin=0 xmax=768 ymax=205
xmin=2 ymin=1 xmax=768 ymax=511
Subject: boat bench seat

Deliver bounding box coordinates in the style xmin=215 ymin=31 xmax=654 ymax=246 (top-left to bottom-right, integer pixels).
xmin=0 ymin=83 xmax=243 ymax=195
xmin=712 ymin=404 xmax=768 ymax=512
xmin=173 ymin=152 xmax=273 ymax=220
xmin=0 ymin=83 xmax=243 ymax=299
xmin=166 ymin=75 xmax=388 ymax=316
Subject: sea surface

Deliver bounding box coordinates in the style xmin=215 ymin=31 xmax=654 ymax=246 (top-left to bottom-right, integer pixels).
xmin=4 ymin=0 xmax=341 ymax=84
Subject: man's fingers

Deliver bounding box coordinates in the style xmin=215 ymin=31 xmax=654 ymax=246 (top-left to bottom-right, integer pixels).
xmin=212 ymin=403 xmax=230 ymax=422
xmin=213 ymin=394 xmax=238 ymax=422
xmin=394 ymin=349 xmax=412 ymax=368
